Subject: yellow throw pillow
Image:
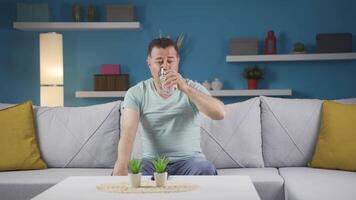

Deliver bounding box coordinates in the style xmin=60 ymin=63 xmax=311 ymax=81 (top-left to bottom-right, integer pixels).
xmin=310 ymin=100 xmax=356 ymax=171
xmin=0 ymin=101 xmax=47 ymax=171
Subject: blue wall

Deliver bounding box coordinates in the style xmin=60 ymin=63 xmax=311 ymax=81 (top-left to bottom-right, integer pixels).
xmin=1 ymin=0 xmax=356 ymax=106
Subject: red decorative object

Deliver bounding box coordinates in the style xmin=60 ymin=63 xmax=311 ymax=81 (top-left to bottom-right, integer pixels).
xmin=247 ymin=79 xmax=258 ymax=89
xmin=101 ymin=64 xmax=121 ymax=75
xmin=264 ymin=31 xmax=277 ymax=54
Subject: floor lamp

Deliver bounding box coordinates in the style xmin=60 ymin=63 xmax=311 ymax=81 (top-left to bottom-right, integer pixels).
xmin=39 ymin=32 xmax=63 ymax=107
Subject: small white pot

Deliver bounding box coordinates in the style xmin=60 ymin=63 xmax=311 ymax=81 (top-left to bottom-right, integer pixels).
xmin=129 ymin=173 xmax=141 ymax=188
xmin=211 ymin=78 xmax=223 ymax=90
xmin=154 ymin=172 xmax=167 ymax=187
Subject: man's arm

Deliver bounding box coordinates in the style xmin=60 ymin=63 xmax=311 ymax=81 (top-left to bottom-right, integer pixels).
xmin=182 ymin=85 xmax=225 ymax=120
xmin=112 ymin=108 xmax=140 ymax=176
xmin=165 ymin=70 xmax=226 ymax=120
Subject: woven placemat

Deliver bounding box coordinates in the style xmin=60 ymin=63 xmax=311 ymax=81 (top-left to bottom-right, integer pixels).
xmin=97 ymin=180 xmax=198 ymax=193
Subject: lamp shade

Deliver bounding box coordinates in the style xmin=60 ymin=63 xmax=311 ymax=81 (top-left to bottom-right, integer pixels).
xmin=40 ymin=32 xmax=63 ymax=85
xmin=40 ymin=32 xmax=63 ymax=107
xmin=40 ymin=86 xmax=64 ymax=107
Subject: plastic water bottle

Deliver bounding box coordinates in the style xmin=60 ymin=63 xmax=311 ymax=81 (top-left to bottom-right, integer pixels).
xmin=159 ymin=67 xmax=176 ymax=96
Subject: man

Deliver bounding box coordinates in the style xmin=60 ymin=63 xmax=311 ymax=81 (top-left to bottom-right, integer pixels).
xmin=113 ymin=38 xmax=225 ymax=176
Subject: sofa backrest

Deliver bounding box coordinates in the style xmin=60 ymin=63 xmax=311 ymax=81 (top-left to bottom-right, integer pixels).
xmin=260 ymin=96 xmax=323 ymax=167
xmin=0 ymin=101 xmax=121 ymax=168
xmin=260 ymin=96 xmax=356 ymax=168
xmin=200 ymin=97 xmax=264 ymax=168
xmin=34 ymin=101 xmax=121 ymax=168
xmin=131 ymin=97 xmax=264 ymax=169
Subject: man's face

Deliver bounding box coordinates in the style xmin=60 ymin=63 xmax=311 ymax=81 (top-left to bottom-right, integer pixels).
xmin=147 ymin=46 xmax=180 ymax=80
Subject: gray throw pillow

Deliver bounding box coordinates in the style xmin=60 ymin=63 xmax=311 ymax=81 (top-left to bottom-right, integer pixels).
xmin=260 ymin=96 xmax=323 ymax=167
xmin=34 ymin=101 xmax=121 ymax=168
xmin=200 ymin=97 xmax=264 ymax=168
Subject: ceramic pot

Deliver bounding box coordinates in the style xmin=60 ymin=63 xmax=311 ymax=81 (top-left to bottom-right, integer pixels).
xmin=129 ymin=173 xmax=141 ymax=188
xmin=154 ymin=172 xmax=167 ymax=187
xmin=211 ymin=78 xmax=223 ymax=90
xmin=247 ymin=79 xmax=258 ymax=89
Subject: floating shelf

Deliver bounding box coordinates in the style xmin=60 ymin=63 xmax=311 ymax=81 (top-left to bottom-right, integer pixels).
xmin=75 ymin=89 xmax=292 ymax=98
xmin=13 ymin=22 xmax=141 ymax=31
xmin=76 ymin=91 xmax=127 ymax=98
xmin=209 ymin=89 xmax=292 ymax=96
xmin=226 ymin=52 xmax=356 ymax=62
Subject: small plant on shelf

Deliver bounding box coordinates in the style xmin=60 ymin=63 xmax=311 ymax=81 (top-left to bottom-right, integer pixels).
xmin=292 ymin=42 xmax=306 ymax=54
xmin=242 ymin=66 xmax=264 ymax=89
xmin=175 ymin=33 xmax=185 ymax=53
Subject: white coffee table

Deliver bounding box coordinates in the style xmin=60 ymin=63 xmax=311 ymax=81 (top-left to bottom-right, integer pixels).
xmin=32 ymin=175 xmax=261 ymax=200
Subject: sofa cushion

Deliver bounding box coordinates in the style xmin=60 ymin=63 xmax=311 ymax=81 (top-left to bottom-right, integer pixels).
xmin=279 ymin=167 xmax=356 ymax=200
xmin=0 ymin=103 xmax=12 ymax=109
xmin=200 ymin=97 xmax=264 ymax=168
xmin=34 ymin=101 xmax=121 ymax=168
xmin=260 ymin=96 xmax=322 ymax=167
xmin=336 ymin=97 xmax=356 ymax=104
xmin=218 ymin=168 xmax=284 ymax=200
xmin=0 ymin=168 xmax=112 ymax=200
xmin=0 ymin=101 xmax=47 ymax=171
xmin=310 ymin=101 xmax=356 ymax=171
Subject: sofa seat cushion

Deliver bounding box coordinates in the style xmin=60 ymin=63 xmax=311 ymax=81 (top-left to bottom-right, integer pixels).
xmin=218 ymin=168 xmax=284 ymax=200
xmin=0 ymin=168 xmax=112 ymax=200
xmin=279 ymin=167 xmax=356 ymax=200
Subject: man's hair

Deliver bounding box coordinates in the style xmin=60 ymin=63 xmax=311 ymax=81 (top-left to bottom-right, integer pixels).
xmin=147 ymin=37 xmax=179 ymax=56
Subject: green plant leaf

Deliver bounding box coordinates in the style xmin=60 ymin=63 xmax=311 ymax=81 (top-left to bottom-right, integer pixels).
xmin=242 ymin=66 xmax=264 ymax=80
xmin=152 ymin=156 xmax=169 ymax=173
xmin=128 ymin=158 xmax=142 ymax=174
xmin=175 ymin=33 xmax=185 ymax=52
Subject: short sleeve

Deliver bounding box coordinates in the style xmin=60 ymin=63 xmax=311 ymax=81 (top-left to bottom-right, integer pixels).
xmin=188 ymin=80 xmax=211 ymax=96
xmin=123 ymin=86 xmax=142 ymax=113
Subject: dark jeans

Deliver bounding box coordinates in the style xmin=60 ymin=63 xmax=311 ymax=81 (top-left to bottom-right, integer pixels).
xmin=141 ymin=156 xmax=218 ymax=176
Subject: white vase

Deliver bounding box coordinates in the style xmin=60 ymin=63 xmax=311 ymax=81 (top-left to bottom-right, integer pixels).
xmin=154 ymin=172 xmax=167 ymax=187
xmin=211 ymin=78 xmax=223 ymax=90
xmin=202 ymin=80 xmax=211 ymax=90
xmin=129 ymin=173 xmax=141 ymax=188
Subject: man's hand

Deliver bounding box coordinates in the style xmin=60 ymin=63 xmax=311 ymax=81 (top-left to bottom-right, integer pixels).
xmin=164 ymin=70 xmax=189 ymax=92
xmin=163 ymin=70 xmax=225 ymax=120
xmin=112 ymin=161 xmax=128 ymax=176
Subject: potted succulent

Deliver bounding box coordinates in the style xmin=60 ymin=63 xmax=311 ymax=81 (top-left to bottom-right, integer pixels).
xmin=292 ymin=42 xmax=306 ymax=54
xmin=242 ymin=66 xmax=264 ymax=89
xmin=152 ymin=156 xmax=169 ymax=187
xmin=128 ymin=158 xmax=142 ymax=188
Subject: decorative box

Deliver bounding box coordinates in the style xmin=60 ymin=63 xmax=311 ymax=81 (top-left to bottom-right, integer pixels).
xmin=16 ymin=3 xmax=50 ymax=22
xmin=316 ymin=33 xmax=352 ymax=53
xmin=229 ymin=38 xmax=258 ymax=55
xmin=94 ymin=74 xmax=129 ymax=91
xmin=106 ymin=5 xmax=135 ymax=22
xmin=101 ymin=64 xmax=121 ymax=75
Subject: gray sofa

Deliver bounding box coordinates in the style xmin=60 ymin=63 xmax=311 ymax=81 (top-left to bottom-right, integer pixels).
xmin=1 ymin=96 xmax=356 ymax=200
